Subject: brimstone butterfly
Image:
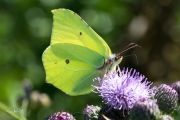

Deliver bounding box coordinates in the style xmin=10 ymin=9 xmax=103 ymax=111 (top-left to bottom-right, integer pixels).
xmin=42 ymin=9 xmax=140 ymax=95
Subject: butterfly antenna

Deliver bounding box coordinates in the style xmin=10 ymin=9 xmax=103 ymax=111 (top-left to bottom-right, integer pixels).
xmin=117 ymin=43 xmax=141 ymax=56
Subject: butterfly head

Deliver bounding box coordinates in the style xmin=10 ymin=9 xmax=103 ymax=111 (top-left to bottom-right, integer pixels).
xmin=105 ymin=54 xmax=123 ymax=73
xmin=106 ymin=43 xmax=141 ymax=74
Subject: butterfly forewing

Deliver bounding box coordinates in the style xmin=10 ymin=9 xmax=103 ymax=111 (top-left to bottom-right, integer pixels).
xmin=51 ymin=9 xmax=111 ymax=59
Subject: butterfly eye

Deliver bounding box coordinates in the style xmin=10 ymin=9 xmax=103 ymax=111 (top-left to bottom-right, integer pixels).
xmin=115 ymin=56 xmax=120 ymax=61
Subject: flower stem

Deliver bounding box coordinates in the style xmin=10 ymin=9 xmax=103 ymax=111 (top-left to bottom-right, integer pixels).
xmin=21 ymin=98 xmax=29 ymax=118
xmin=0 ymin=101 xmax=27 ymax=120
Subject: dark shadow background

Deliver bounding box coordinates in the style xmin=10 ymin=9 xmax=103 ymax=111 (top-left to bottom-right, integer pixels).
xmin=0 ymin=0 xmax=180 ymax=119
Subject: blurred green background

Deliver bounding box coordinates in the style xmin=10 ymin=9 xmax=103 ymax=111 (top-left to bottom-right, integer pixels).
xmin=0 ymin=0 xmax=180 ymax=120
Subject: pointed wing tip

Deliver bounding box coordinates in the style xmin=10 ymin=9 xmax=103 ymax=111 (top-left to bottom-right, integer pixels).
xmin=51 ymin=9 xmax=57 ymax=13
xmin=51 ymin=9 xmax=62 ymax=13
xmin=51 ymin=8 xmax=70 ymax=13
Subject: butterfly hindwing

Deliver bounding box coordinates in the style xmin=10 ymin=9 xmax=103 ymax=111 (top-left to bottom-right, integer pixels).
xmin=42 ymin=43 xmax=104 ymax=95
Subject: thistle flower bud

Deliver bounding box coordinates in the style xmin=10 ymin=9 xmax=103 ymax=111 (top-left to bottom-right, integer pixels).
xmin=82 ymin=105 xmax=100 ymax=120
xmin=30 ymin=91 xmax=51 ymax=109
xmin=23 ymin=80 xmax=32 ymax=99
xmin=130 ymin=98 xmax=161 ymax=120
xmin=172 ymin=81 xmax=180 ymax=100
xmin=154 ymin=84 xmax=178 ymax=114
xmin=44 ymin=111 xmax=75 ymax=120
xmin=98 ymin=104 xmax=129 ymax=120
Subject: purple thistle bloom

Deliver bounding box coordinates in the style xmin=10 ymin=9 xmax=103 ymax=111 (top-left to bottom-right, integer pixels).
xmin=94 ymin=67 xmax=154 ymax=112
xmin=82 ymin=105 xmax=100 ymax=120
xmin=44 ymin=111 xmax=75 ymax=120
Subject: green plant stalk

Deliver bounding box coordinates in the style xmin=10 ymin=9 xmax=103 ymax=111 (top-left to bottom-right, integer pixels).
xmin=21 ymin=98 xmax=29 ymax=118
xmin=0 ymin=101 xmax=27 ymax=120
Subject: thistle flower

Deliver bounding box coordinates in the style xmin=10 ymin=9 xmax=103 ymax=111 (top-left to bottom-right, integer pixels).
xmin=130 ymin=98 xmax=161 ymax=120
xmin=82 ymin=105 xmax=100 ymax=120
xmin=154 ymin=84 xmax=178 ymax=114
xmin=172 ymin=81 xmax=180 ymax=99
xmin=94 ymin=67 xmax=154 ymax=113
xmin=44 ymin=111 xmax=75 ymax=120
